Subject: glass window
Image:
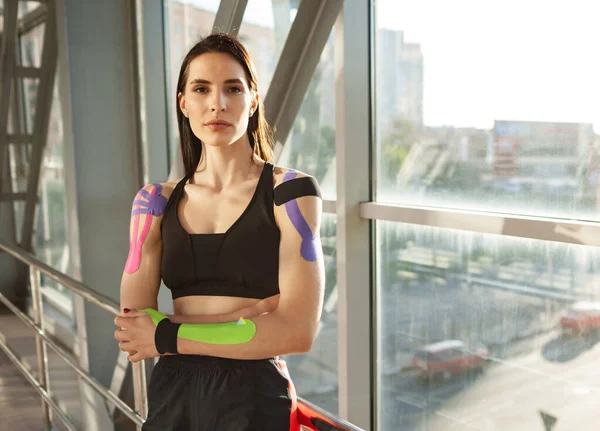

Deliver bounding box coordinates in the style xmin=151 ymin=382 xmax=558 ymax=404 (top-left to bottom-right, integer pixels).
xmin=284 ymin=212 xmax=338 ymax=415
xmin=276 ymin=30 xmax=336 ymax=199
xmin=19 ymin=24 xmax=45 ymax=68
xmin=165 ymin=0 xmax=219 ymax=162
xmin=377 ymin=220 xmax=600 ymax=430
xmin=239 ymin=0 xmax=300 ymax=98
xmin=15 ymin=23 xmax=73 ymax=301
xmin=375 ymin=1 xmax=600 ymax=222
xmin=34 ymin=80 xmax=73 ymax=298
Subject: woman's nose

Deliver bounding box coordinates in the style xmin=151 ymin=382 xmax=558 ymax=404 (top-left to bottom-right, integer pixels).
xmin=210 ymin=91 xmax=226 ymax=111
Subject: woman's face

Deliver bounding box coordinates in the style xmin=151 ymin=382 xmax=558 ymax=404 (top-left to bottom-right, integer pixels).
xmin=179 ymin=52 xmax=258 ymax=148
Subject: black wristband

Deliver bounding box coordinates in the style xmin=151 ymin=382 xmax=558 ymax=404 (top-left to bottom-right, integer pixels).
xmin=155 ymin=319 xmax=181 ymax=354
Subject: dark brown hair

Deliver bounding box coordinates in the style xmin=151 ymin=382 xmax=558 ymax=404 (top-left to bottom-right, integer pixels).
xmin=176 ymin=33 xmax=274 ymax=178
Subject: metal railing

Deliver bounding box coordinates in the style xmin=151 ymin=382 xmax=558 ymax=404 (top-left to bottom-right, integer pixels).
xmin=0 ymin=238 xmax=362 ymax=431
xmin=0 ymin=238 xmax=147 ymax=430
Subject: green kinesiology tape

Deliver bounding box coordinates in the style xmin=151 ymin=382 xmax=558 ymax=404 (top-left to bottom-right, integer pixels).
xmin=141 ymin=308 xmax=169 ymax=326
xmin=139 ymin=308 xmax=257 ymax=345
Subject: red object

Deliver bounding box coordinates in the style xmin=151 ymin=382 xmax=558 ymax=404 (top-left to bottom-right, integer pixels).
xmin=123 ymin=308 xmax=131 ymax=313
xmin=297 ymin=400 xmax=345 ymax=430
xmin=413 ymin=340 xmax=488 ymax=380
xmin=560 ymin=302 xmax=600 ymax=333
xmin=274 ymin=358 xmax=350 ymax=431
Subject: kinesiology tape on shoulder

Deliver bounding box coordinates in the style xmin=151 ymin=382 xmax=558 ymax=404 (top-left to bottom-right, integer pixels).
xmin=274 ymin=171 xmax=322 ymax=262
xmin=140 ymin=308 xmax=257 ymax=351
xmin=273 ymin=175 xmax=321 ymax=206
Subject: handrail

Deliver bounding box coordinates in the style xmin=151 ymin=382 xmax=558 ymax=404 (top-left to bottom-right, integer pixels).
xmin=0 ymin=290 xmax=143 ymax=426
xmin=0 ymin=238 xmax=363 ymax=431
xmin=0 ymin=238 xmax=147 ymax=429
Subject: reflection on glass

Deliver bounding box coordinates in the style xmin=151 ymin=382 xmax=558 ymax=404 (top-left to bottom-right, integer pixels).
xmin=377 ymin=220 xmax=600 ymax=430
xmin=375 ymin=1 xmax=600 ymax=221
xmin=277 ymin=31 xmax=336 ymax=199
xmin=284 ymin=213 xmax=338 ymax=415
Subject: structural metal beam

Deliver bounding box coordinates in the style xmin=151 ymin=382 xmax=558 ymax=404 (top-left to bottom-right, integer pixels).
xmin=263 ymin=0 xmax=342 ymax=159
xmin=17 ymin=4 xmax=47 ymax=34
xmin=212 ymin=0 xmax=248 ymax=36
xmin=334 ymin=0 xmax=372 ymax=429
xmin=0 ymin=0 xmax=18 ymax=198
xmin=20 ymin=0 xmax=57 ymax=251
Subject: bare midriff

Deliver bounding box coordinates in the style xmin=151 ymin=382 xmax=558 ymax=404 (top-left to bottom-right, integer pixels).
xmin=173 ymin=295 xmax=262 ymax=317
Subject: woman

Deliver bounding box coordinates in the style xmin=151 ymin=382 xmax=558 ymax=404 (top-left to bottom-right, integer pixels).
xmin=113 ymin=33 xmax=325 ymax=430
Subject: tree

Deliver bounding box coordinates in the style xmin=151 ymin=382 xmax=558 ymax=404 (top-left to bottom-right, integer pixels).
xmin=379 ymin=118 xmax=417 ymax=187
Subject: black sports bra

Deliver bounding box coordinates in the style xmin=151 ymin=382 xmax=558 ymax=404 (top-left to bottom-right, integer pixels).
xmin=160 ymin=162 xmax=281 ymax=300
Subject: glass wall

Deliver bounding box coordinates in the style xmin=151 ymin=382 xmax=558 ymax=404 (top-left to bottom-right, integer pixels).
xmin=239 ymin=0 xmax=299 ymax=98
xmin=374 ymin=0 xmax=600 ymax=221
xmin=376 ymin=221 xmax=600 ymax=430
xmin=374 ymin=1 xmax=600 ymax=430
xmin=284 ymin=212 xmax=338 ymax=414
xmin=277 ymin=29 xmax=336 ymax=199
xmin=16 ymin=16 xmax=73 ymax=299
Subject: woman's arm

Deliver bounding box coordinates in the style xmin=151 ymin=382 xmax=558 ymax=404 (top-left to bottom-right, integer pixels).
xmin=118 ymin=182 xmax=171 ymax=355
xmin=115 ymin=173 xmax=325 ymax=361
xmin=169 ymin=173 xmax=324 ymax=358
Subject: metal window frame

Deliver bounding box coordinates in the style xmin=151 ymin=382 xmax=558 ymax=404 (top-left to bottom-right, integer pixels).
xmin=19 ymin=0 xmax=58 ymax=251
xmin=0 ymin=0 xmax=18 ymax=197
xmin=132 ymin=0 xmax=171 ymax=184
xmin=334 ymin=1 xmax=373 ymax=429
xmin=17 ymin=4 xmax=47 ymax=35
xmin=361 ymin=202 xmax=600 ymax=248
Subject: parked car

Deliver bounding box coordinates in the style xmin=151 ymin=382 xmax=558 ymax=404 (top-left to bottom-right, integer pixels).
xmin=559 ymin=301 xmax=600 ymax=334
xmin=412 ymin=340 xmax=489 ymax=381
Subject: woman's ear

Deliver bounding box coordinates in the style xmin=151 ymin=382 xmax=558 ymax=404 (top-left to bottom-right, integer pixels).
xmin=250 ymin=92 xmax=259 ymax=117
xmin=178 ymin=92 xmax=188 ymax=117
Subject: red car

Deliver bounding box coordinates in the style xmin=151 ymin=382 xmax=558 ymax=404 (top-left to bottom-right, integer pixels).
xmin=412 ymin=340 xmax=489 ymax=381
xmin=560 ymin=301 xmax=600 ymax=334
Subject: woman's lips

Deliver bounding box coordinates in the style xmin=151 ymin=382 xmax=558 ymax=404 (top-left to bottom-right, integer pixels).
xmin=206 ymin=123 xmax=229 ymax=131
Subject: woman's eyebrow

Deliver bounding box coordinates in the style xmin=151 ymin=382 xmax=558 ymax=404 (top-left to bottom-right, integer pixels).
xmin=189 ymin=78 xmax=244 ymax=85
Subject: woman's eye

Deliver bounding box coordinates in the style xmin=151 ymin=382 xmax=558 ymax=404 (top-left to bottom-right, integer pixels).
xmin=228 ymin=87 xmax=242 ymax=94
xmin=194 ymin=87 xmax=208 ymax=93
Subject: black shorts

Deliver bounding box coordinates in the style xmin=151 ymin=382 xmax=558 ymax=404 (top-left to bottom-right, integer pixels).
xmin=142 ymin=354 xmax=300 ymax=431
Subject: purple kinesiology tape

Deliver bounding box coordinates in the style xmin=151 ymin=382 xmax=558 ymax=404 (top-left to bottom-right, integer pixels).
xmin=131 ymin=184 xmax=168 ymax=216
xmin=282 ymin=170 xmax=320 ymax=262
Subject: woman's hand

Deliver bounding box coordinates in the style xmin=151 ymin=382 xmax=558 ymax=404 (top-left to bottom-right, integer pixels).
xmin=114 ymin=310 xmax=159 ymax=362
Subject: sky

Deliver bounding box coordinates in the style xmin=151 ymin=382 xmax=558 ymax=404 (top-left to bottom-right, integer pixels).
xmin=175 ymin=0 xmax=600 ymax=132
xmin=376 ymin=0 xmax=600 ymax=131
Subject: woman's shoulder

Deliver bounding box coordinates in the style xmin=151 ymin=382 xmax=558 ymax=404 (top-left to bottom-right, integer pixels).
xmin=134 ymin=180 xmax=180 ymax=199
xmin=271 ymin=164 xmax=316 ymax=188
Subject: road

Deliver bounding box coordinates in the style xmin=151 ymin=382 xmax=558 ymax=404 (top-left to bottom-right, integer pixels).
xmin=382 ymin=329 xmax=600 ymax=430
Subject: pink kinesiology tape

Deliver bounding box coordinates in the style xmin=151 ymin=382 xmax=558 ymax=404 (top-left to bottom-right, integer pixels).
xmin=124 ymin=184 xmax=167 ymax=274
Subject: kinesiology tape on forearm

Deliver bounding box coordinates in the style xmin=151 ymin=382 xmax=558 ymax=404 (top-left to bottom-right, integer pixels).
xmin=140 ymin=308 xmax=257 ymax=354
